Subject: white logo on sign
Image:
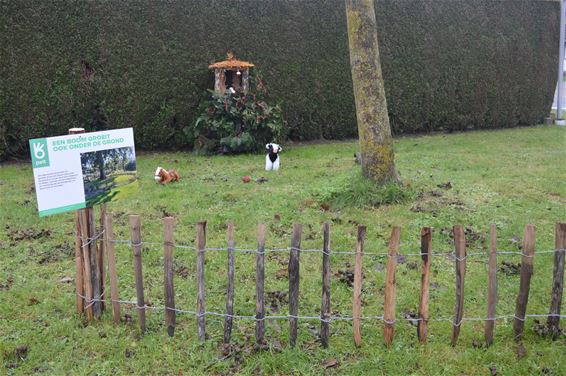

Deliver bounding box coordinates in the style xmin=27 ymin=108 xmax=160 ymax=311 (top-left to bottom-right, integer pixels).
xmin=33 ymin=142 xmax=45 ymax=159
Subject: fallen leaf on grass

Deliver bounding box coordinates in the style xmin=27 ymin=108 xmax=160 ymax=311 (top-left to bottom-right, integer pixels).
xmin=275 ymin=268 xmax=287 ymax=279
xmin=321 ymin=359 xmax=339 ymax=369
xmin=516 ymin=343 xmax=527 ymax=358
xmin=176 ymin=266 xmax=190 ymax=279
xmin=28 ymin=298 xmax=40 ymax=305
xmin=471 ymin=339 xmax=483 ymax=348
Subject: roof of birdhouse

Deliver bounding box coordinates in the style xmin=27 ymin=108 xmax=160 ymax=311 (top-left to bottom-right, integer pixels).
xmin=208 ymin=52 xmax=254 ymax=70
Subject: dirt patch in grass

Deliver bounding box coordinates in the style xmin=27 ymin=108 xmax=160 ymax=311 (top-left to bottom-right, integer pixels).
xmin=439 ymin=226 xmax=485 ymax=247
xmin=7 ymin=227 xmax=51 ymax=242
xmin=334 ymin=267 xmax=364 ymax=288
xmin=154 ymin=204 xmax=173 ymax=218
xmin=267 ymin=290 xmax=287 ymax=313
xmin=499 ymin=260 xmax=521 ymax=276
xmin=214 ymin=342 xmax=255 ymax=374
xmin=0 ymin=276 xmax=14 ymax=290
xmin=27 ymin=242 xmax=73 ymax=264
xmin=175 ymin=266 xmax=190 ymax=278
xmin=4 ymin=345 xmax=29 ymax=369
xmin=410 ymin=189 xmax=466 ymax=214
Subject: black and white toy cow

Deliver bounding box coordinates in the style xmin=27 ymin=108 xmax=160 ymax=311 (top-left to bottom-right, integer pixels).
xmin=265 ymin=143 xmax=282 ymax=171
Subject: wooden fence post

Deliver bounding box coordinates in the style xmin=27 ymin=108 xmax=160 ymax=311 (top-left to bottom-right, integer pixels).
xmin=163 ymin=217 xmax=176 ymax=337
xmin=452 ymin=225 xmax=466 ymax=347
xmin=256 ymin=223 xmax=266 ymax=346
xmin=418 ymin=227 xmax=432 ymax=343
xmin=289 ymin=223 xmax=302 ymax=347
xmin=513 ymin=224 xmax=535 ymax=341
xmin=547 ymin=222 xmax=566 ymax=340
xmin=320 ymin=223 xmax=331 ymax=348
xmin=353 ymin=226 xmax=365 ymax=348
xmin=485 ymin=224 xmax=497 ymax=346
xmin=74 ymin=214 xmax=84 ymax=314
xmin=78 ymin=210 xmax=94 ymax=321
xmin=196 ymin=221 xmax=207 ymax=341
xmin=130 ymin=215 xmax=146 ymax=333
xmin=69 ymin=128 xmax=85 ymax=315
xmin=98 ymin=203 xmax=107 ymax=311
xmin=104 ymin=213 xmax=121 ymax=324
xmin=223 ymin=221 xmax=235 ymax=344
xmin=87 ymin=208 xmax=102 ymax=319
xmin=383 ymin=226 xmax=400 ymax=346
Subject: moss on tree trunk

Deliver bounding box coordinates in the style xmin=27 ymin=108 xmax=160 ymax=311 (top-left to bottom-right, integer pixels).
xmin=345 ymin=0 xmax=399 ymax=184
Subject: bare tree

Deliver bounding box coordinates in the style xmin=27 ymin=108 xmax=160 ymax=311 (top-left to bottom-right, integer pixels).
xmin=345 ymin=0 xmax=400 ymax=183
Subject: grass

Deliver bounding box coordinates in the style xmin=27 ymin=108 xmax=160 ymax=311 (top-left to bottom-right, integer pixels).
xmin=0 ymin=125 xmax=565 ymax=375
xmin=84 ymin=173 xmax=138 ymax=207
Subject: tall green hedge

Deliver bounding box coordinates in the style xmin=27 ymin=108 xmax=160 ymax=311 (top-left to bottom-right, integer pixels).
xmin=0 ymin=0 xmax=559 ymax=160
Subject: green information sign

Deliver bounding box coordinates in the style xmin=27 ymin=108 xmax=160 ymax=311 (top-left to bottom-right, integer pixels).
xmin=29 ymin=128 xmax=138 ymax=217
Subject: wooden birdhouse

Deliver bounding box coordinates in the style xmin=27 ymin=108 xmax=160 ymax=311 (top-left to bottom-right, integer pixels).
xmin=208 ymin=52 xmax=254 ymax=94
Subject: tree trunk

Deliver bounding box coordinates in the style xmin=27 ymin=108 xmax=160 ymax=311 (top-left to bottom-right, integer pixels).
xmin=345 ymin=0 xmax=399 ymax=183
xmin=97 ymin=152 xmax=106 ymax=180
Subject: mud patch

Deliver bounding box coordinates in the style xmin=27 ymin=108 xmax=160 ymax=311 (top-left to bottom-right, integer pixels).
xmin=8 ymin=228 xmax=51 ymax=241
xmin=275 ymin=268 xmax=287 ymax=280
xmin=439 ymin=226 xmax=485 ymax=247
xmin=267 ymin=290 xmax=287 ymax=313
xmin=410 ymin=190 xmax=466 ymax=214
xmin=269 ymin=222 xmax=290 ymax=238
xmin=175 ymin=265 xmax=190 ymax=279
xmin=0 ymin=276 xmax=14 ymax=290
xmin=29 ymin=242 xmax=73 ymax=264
xmin=154 ymin=205 xmax=172 ymax=218
xmin=334 ymin=268 xmax=363 ymax=288
xmin=532 ymin=319 xmax=562 ymax=338
xmin=499 ymin=260 xmax=520 ymax=276
xmin=213 ymin=343 xmax=253 ymax=374
xmin=4 ymin=345 xmax=29 ymax=369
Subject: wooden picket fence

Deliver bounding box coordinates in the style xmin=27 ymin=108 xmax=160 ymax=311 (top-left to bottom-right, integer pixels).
xmin=73 ymin=210 xmax=566 ymax=348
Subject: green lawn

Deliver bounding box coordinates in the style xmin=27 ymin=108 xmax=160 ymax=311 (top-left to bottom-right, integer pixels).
xmin=0 ymin=125 xmax=565 ymax=375
xmin=84 ymin=174 xmax=139 ymax=207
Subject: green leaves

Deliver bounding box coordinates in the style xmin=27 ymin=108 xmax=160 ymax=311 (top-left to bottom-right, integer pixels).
xmin=188 ymin=82 xmax=284 ymax=155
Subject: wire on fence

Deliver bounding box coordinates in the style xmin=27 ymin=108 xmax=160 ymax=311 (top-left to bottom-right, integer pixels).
xmin=78 ymin=229 xmax=105 ymax=248
xmin=76 ymin=292 xmax=566 ymax=326
xmin=100 ymin=235 xmax=565 ymax=259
